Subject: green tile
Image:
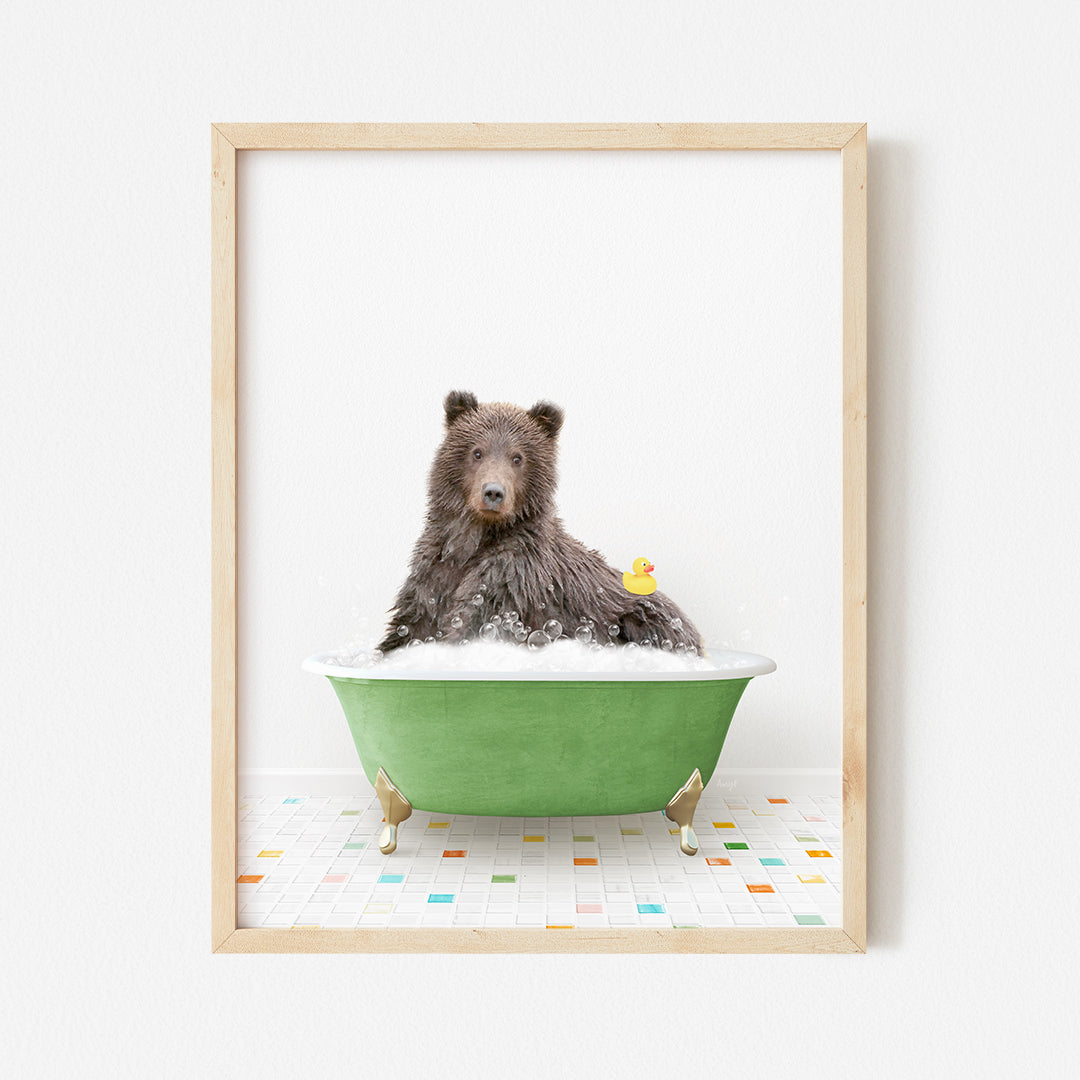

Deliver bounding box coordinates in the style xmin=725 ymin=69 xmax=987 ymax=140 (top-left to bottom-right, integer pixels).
xmin=572 ymin=835 xmax=595 ymax=843
xmin=491 ymin=874 xmax=516 ymax=883
xmin=342 ymin=842 xmax=366 ymax=850
xmin=795 ymin=914 xmax=827 ymax=926
xmin=724 ymin=842 xmax=749 ymax=850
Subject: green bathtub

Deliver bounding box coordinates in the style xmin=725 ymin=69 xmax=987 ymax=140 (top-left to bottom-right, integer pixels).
xmin=303 ymin=648 xmax=775 ymax=855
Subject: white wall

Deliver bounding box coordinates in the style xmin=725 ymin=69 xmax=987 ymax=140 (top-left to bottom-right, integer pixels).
xmin=3 ymin=2 xmax=1078 ymax=1078
xmin=237 ymin=148 xmax=841 ymax=773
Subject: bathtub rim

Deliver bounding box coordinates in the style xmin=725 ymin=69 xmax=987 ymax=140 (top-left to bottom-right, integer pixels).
xmin=301 ymin=645 xmax=776 ymax=682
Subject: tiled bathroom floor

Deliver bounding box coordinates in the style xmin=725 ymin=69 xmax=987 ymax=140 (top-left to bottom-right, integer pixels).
xmin=237 ymin=792 xmax=842 ymax=929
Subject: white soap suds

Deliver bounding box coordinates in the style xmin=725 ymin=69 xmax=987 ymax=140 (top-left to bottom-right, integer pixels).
xmin=321 ymin=638 xmax=721 ymax=674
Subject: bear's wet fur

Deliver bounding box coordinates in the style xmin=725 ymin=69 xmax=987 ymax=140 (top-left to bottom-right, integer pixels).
xmin=378 ymin=390 xmax=704 ymax=654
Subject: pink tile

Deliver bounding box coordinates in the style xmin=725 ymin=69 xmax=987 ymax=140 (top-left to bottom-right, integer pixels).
xmin=322 ymin=874 xmax=348 ymax=884
xmin=576 ymin=903 xmax=603 ymax=913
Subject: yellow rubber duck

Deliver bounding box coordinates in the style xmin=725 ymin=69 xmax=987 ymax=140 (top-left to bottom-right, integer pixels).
xmin=623 ymin=557 xmax=658 ymax=595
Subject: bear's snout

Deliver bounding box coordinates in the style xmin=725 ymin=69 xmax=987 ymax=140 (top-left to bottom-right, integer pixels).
xmin=482 ymin=483 xmax=505 ymax=509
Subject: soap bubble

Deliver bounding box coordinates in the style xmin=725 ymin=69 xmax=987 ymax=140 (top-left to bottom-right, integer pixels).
xmin=507 ymin=611 xmax=518 ymax=622
xmin=472 ymin=594 xmax=483 ymax=606
xmin=514 ymin=628 xmax=528 ymax=642
xmin=450 ymin=615 xmax=464 ymax=629
xmin=478 ymin=584 xmax=487 ymax=592
xmin=661 ymin=639 xmax=673 ymax=651
xmin=574 ymin=625 xmax=593 ymax=644
xmin=425 ymin=636 xmax=436 ymax=643
xmin=607 ymin=623 xmax=619 ymax=637
xmin=671 ymin=617 xmax=682 ymax=630
xmin=479 ymin=622 xmax=498 ymax=642
xmin=491 ymin=615 xmax=502 ymax=626
xmin=527 ymin=630 xmax=549 ymax=650
xmin=605 ymin=641 xmax=616 ymax=649
xmin=641 ymin=639 xmax=653 ymax=649
xmin=624 ymin=642 xmax=640 ymax=654
xmin=396 ymin=625 xmax=410 ymax=637
xmin=407 ymin=639 xmax=422 ymax=648
xmin=543 ymin=619 xmax=563 ymax=639
xmin=675 ymin=642 xmax=686 ymax=654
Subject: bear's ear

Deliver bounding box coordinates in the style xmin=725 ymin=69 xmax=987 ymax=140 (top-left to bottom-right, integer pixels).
xmin=444 ymin=390 xmax=479 ymax=426
xmin=527 ymin=399 xmax=564 ymax=439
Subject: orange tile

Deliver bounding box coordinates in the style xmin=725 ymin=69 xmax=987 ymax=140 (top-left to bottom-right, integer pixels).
xmin=237 ymin=875 xmax=263 ymax=884
xmin=573 ymin=857 xmax=598 ymax=866
xmin=442 ymin=850 xmax=466 ymax=858
xmin=427 ymin=822 xmax=450 ymax=829
xmin=767 ymin=798 xmax=789 ymax=804
xmin=705 ymin=858 xmax=731 ymax=866
xmin=546 ymin=924 xmax=575 ymax=929
xmin=712 ymin=822 xmax=736 ymax=829
xmin=807 ymin=850 xmax=833 ymax=858
xmin=523 ymin=835 xmax=545 ymax=842
xmin=747 ymin=884 xmax=775 ymax=893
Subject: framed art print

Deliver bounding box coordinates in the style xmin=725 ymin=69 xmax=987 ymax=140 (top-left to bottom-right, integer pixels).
xmin=211 ymin=123 xmax=867 ymax=953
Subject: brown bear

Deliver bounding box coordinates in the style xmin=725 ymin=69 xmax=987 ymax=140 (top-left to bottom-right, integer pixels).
xmin=377 ymin=390 xmax=704 ymax=654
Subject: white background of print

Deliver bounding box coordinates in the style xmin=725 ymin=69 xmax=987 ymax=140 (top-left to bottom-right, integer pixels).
xmin=237 ymin=148 xmax=841 ymax=772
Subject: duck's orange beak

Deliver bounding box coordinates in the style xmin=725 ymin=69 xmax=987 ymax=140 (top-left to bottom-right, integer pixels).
xmin=644 ymin=563 xmax=655 ymax=574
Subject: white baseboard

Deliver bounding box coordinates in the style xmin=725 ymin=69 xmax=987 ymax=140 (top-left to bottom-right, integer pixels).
xmin=239 ymin=767 xmax=840 ymax=798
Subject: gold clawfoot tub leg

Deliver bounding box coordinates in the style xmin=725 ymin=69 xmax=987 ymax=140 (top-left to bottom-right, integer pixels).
xmin=374 ymin=766 xmax=412 ymax=855
xmin=665 ymin=768 xmax=704 ymax=856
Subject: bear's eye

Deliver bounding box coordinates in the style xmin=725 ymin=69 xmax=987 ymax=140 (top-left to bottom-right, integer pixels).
xmin=473 ymin=449 xmax=483 ymax=460
xmin=512 ymin=454 xmax=522 ymax=466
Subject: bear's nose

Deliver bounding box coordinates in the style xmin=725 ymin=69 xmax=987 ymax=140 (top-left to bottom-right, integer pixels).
xmin=482 ymin=483 xmax=505 ymax=508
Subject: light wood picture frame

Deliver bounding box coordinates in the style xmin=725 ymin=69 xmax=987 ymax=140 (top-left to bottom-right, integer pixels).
xmin=211 ymin=122 xmax=867 ymax=954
